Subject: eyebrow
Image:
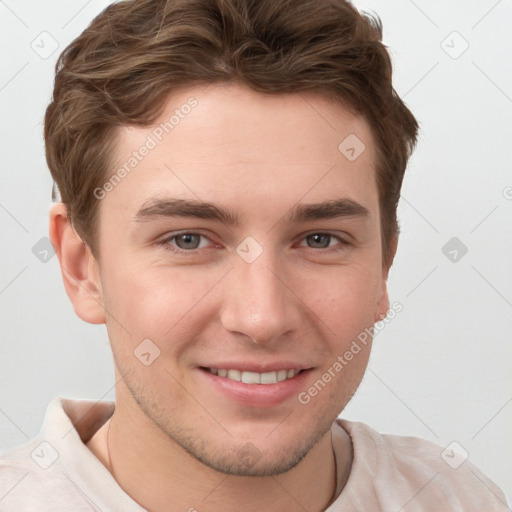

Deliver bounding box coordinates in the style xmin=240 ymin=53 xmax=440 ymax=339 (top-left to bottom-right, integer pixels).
xmin=133 ymin=197 xmax=369 ymax=225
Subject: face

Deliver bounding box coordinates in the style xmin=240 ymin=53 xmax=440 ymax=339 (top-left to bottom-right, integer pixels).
xmin=91 ymin=84 xmax=390 ymax=476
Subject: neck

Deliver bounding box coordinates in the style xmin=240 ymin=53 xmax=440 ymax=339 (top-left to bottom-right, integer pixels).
xmin=88 ymin=393 xmax=352 ymax=512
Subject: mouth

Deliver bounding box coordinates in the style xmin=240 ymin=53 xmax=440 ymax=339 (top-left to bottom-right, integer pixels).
xmin=198 ymin=365 xmax=311 ymax=407
xmin=201 ymin=367 xmax=302 ymax=384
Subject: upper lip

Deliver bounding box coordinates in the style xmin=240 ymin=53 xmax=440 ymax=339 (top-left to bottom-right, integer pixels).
xmin=199 ymin=362 xmax=312 ymax=373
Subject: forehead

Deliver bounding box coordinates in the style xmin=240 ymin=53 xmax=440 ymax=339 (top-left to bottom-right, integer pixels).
xmin=103 ymin=84 xmax=378 ymax=221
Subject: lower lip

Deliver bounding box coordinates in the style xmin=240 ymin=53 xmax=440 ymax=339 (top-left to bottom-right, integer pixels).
xmin=198 ymin=368 xmax=312 ymax=408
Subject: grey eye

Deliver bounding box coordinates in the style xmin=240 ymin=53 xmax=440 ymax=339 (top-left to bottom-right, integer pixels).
xmin=306 ymin=234 xmax=332 ymax=248
xmin=174 ymin=233 xmax=202 ymax=250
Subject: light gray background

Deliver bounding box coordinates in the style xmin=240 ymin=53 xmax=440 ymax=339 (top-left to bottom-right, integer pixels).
xmin=1 ymin=0 xmax=511 ymax=501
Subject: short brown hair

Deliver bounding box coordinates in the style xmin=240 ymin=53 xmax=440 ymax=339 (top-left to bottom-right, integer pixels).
xmin=45 ymin=0 xmax=418 ymax=266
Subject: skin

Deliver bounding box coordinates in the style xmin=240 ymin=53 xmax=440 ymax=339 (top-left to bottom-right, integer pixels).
xmin=50 ymin=83 xmax=395 ymax=512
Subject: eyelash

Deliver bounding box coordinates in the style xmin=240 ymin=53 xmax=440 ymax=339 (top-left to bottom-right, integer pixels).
xmin=156 ymin=231 xmax=350 ymax=255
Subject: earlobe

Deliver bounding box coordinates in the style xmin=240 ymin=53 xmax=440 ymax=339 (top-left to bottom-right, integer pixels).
xmin=374 ymin=285 xmax=390 ymax=323
xmin=49 ymin=203 xmax=106 ymax=325
xmin=374 ymin=235 xmax=398 ymax=323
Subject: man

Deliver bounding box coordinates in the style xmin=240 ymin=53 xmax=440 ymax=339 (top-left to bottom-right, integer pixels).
xmin=0 ymin=0 xmax=508 ymax=510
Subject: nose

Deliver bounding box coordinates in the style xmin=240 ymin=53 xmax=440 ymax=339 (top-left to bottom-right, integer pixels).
xmin=219 ymin=250 xmax=302 ymax=345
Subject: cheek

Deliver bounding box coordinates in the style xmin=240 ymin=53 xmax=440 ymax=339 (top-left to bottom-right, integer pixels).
xmin=295 ymin=269 xmax=377 ymax=411
xmin=99 ymin=248 xmax=383 ymax=358
xmin=100 ymin=262 xmax=223 ymax=349
xmin=298 ymin=263 xmax=382 ymax=336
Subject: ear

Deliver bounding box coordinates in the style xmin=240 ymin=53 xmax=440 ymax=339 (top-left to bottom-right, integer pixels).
xmin=373 ymin=235 xmax=398 ymax=322
xmin=49 ymin=203 xmax=106 ymax=324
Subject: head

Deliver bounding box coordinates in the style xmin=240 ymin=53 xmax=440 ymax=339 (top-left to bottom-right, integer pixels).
xmin=47 ymin=0 xmax=418 ymax=476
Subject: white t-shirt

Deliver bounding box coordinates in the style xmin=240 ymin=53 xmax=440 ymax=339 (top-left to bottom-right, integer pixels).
xmin=0 ymin=397 xmax=508 ymax=511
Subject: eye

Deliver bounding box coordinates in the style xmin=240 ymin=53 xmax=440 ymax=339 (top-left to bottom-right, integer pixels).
xmin=299 ymin=233 xmax=344 ymax=249
xmin=156 ymin=231 xmax=348 ymax=254
xmin=174 ymin=233 xmax=202 ymax=250
xmin=158 ymin=232 xmax=212 ymax=252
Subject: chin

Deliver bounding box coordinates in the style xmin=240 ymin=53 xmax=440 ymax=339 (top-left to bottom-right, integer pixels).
xmin=185 ymin=438 xmax=314 ymax=477
xmin=124 ymin=369 xmax=341 ymax=477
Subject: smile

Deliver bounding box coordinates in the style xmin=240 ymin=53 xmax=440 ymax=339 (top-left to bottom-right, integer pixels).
xmin=207 ymin=368 xmax=301 ymax=384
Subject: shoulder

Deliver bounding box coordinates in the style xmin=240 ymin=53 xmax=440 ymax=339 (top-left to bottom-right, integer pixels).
xmin=335 ymin=419 xmax=508 ymax=512
xmin=0 ymin=437 xmax=93 ymax=512
xmin=0 ymin=397 xmax=116 ymax=512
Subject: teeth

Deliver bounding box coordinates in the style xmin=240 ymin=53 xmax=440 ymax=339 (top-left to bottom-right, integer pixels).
xmin=241 ymin=371 xmax=260 ymax=384
xmin=277 ymin=369 xmax=288 ymax=382
xmin=261 ymin=371 xmax=278 ymax=384
xmin=209 ymin=368 xmax=299 ymax=384
xmin=227 ymin=369 xmax=241 ymax=381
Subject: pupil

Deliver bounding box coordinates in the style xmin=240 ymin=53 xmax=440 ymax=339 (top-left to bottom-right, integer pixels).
xmin=309 ymin=234 xmax=329 ymax=248
xmin=177 ymin=234 xmax=199 ymax=249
